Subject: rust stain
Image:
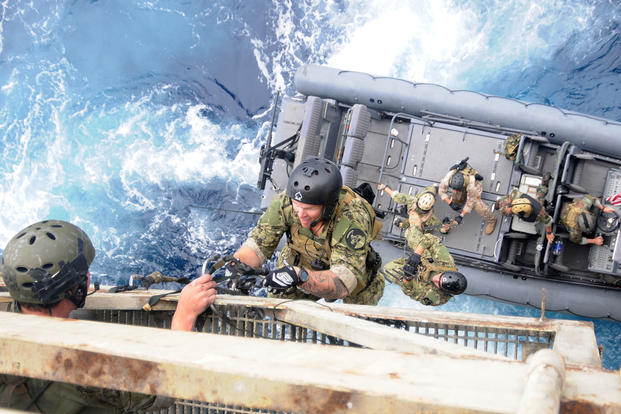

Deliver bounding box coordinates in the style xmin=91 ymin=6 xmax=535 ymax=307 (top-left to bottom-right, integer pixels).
xmin=388 ymin=372 xmax=400 ymax=379
xmin=52 ymin=349 xmax=160 ymax=393
xmin=291 ymin=385 xmax=351 ymax=413
xmin=561 ymin=400 xmax=602 ymax=413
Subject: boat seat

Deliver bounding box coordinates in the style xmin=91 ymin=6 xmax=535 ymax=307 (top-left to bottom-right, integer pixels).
xmin=500 ymin=233 xmax=526 ymax=272
xmin=559 ymin=147 xmax=598 ymax=194
xmin=514 ymin=135 xmax=551 ymax=175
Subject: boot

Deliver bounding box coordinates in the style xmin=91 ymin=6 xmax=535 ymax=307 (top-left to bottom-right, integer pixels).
xmin=485 ymin=216 xmax=497 ymax=235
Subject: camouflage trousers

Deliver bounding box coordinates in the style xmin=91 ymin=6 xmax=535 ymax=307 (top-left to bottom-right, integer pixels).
xmin=464 ymin=199 xmax=496 ymax=223
xmin=404 ymin=230 xmax=454 ymax=264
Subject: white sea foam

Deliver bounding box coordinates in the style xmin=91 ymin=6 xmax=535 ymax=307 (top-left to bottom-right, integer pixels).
xmin=326 ymin=0 xmax=596 ymax=88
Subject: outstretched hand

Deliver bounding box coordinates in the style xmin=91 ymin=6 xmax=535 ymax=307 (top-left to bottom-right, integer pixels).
xmin=171 ymin=273 xmax=217 ymax=331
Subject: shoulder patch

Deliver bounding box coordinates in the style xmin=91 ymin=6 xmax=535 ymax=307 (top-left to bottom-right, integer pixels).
xmin=344 ymin=228 xmax=366 ymax=250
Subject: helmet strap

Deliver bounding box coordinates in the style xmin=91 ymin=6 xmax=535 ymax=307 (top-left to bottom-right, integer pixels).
xmin=30 ymin=253 xmax=89 ymax=306
xmin=66 ymin=277 xmax=89 ymax=309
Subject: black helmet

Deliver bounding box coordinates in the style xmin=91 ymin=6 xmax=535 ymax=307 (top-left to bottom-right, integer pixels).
xmin=287 ymin=157 xmax=342 ymax=219
xmin=438 ymin=271 xmax=467 ymax=295
xmin=1 ymin=220 xmax=95 ymax=307
xmin=449 ymin=172 xmax=465 ymax=190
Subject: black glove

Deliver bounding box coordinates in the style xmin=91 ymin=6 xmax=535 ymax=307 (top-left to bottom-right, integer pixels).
xmin=264 ymin=265 xmax=300 ymax=293
xmin=403 ymin=253 xmax=422 ymax=278
xmin=442 ymin=216 xmax=452 ymax=224
xmin=223 ymin=257 xmax=254 ymax=278
xmin=453 ymin=215 xmax=463 ymax=225
xmin=449 ymin=201 xmax=462 ymax=211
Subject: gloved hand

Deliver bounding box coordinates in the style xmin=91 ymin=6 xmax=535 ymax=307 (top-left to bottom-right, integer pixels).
xmin=264 ymin=265 xmax=300 ymax=293
xmin=449 ymin=201 xmax=462 ymax=211
xmin=453 ymin=215 xmax=463 ymax=225
xmin=223 ymin=257 xmax=254 ymax=278
xmin=403 ymin=253 xmax=422 ymax=278
xmin=440 ymin=217 xmax=452 ymax=233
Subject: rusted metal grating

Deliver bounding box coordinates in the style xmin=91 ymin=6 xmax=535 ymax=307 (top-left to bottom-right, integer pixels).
xmin=83 ymin=304 xmax=555 ymax=359
xmin=370 ymin=318 xmax=554 ymax=360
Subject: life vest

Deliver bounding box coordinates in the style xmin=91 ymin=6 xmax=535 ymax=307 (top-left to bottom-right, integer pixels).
xmin=563 ymin=203 xmax=595 ymax=233
xmin=515 ymin=194 xmax=542 ymax=223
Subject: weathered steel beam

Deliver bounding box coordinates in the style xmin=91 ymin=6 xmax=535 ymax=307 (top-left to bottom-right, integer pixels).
xmin=273 ymin=300 xmax=511 ymax=360
xmin=3 ymin=291 xmax=600 ymax=366
xmin=1 ymin=312 xmax=620 ymax=413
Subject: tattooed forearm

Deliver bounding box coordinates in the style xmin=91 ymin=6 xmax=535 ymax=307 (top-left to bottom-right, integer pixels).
xmin=300 ymin=270 xmax=349 ymax=299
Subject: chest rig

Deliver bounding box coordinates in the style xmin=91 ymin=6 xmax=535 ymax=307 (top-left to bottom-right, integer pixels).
xmin=447 ymin=164 xmax=478 ymax=204
xmin=283 ymin=186 xmax=380 ymax=271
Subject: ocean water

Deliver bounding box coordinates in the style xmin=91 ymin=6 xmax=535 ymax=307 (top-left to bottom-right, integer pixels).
xmin=1 ymin=0 xmax=619 ymax=369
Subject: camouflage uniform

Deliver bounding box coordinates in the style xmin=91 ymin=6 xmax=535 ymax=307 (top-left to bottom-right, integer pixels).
xmin=242 ymin=187 xmax=384 ymax=305
xmin=380 ymin=228 xmax=456 ymax=306
xmin=559 ymin=194 xmax=601 ymax=244
xmin=391 ymin=186 xmax=442 ymax=238
xmin=0 ymin=303 xmax=169 ymax=414
xmin=503 ymin=133 xmax=522 ymax=162
xmin=438 ymin=169 xmax=496 ymax=224
xmin=496 ymin=188 xmax=552 ymax=226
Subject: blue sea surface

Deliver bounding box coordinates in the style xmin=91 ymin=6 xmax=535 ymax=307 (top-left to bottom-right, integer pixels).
xmin=1 ymin=0 xmax=619 ymax=369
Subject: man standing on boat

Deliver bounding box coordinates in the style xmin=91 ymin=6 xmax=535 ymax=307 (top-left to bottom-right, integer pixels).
xmin=559 ymin=194 xmax=617 ymax=245
xmin=376 ymin=183 xmax=450 ymax=235
xmin=495 ymin=188 xmax=555 ymax=243
xmin=438 ymin=158 xmax=497 ymax=235
xmin=0 ymin=219 xmax=216 ymax=412
xmin=233 ymin=157 xmax=384 ymax=305
xmin=379 ymin=226 xmax=467 ymax=306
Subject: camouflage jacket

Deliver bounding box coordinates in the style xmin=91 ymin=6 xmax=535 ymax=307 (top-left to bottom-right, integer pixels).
xmin=244 ymin=188 xmax=383 ymax=304
xmin=381 ymin=229 xmax=455 ymax=306
xmin=0 ymin=303 xmax=170 ymax=413
xmin=560 ymin=194 xmax=600 ymax=244
xmin=438 ymin=170 xmax=483 ymax=214
xmin=391 ymin=188 xmax=442 ymax=236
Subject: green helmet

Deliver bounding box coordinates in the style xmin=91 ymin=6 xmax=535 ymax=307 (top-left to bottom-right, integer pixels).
xmin=1 ymin=220 xmax=95 ymax=306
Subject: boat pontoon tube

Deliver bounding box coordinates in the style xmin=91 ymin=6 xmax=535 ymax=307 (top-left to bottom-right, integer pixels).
xmin=295 ymin=65 xmax=621 ymax=158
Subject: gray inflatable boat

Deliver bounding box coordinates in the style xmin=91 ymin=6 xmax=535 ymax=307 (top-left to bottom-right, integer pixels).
xmin=257 ymin=64 xmax=621 ymax=322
